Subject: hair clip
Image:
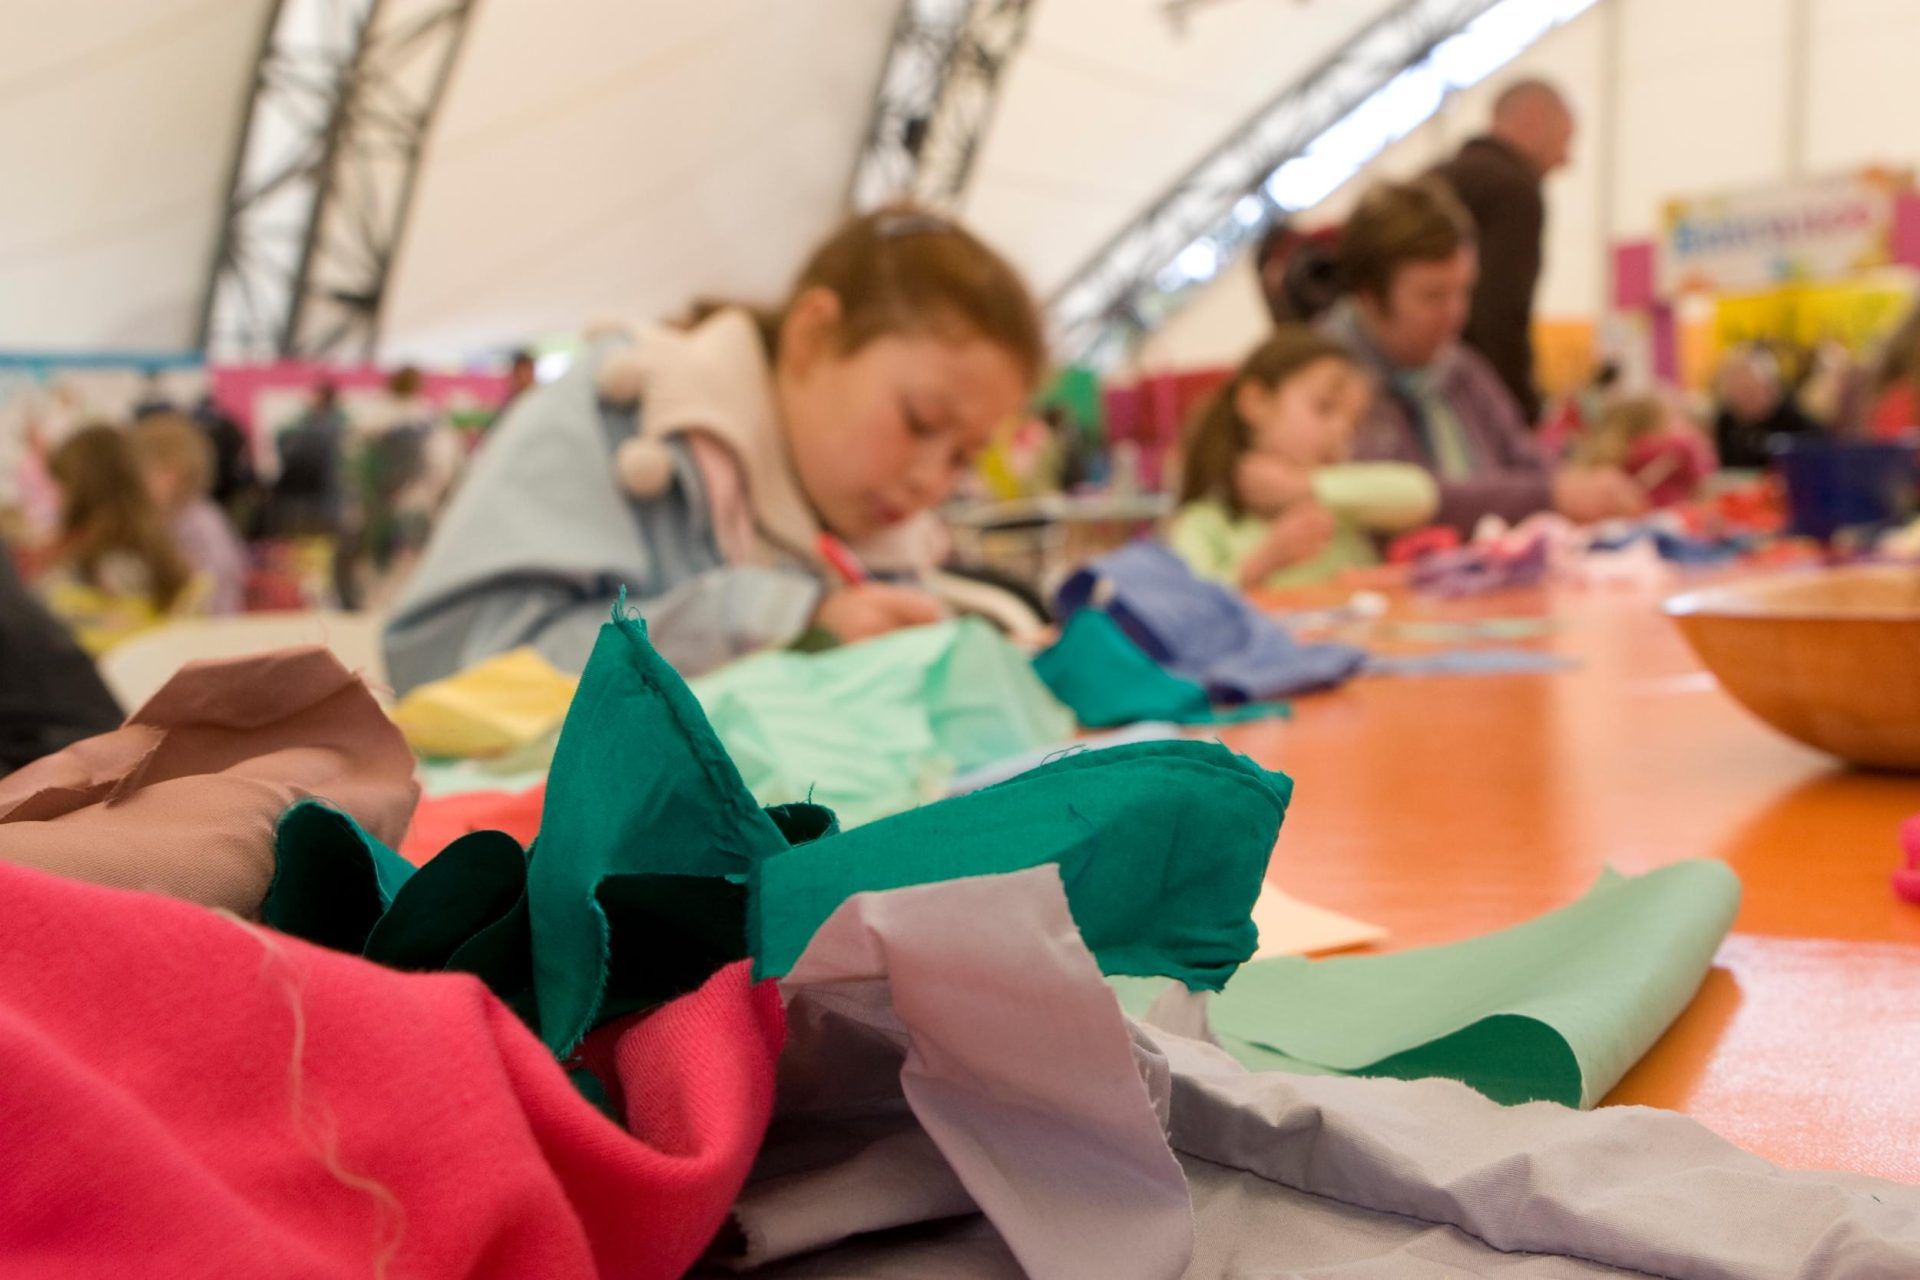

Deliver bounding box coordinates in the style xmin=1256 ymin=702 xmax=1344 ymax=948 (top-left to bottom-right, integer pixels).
xmin=872 ymin=210 xmax=953 ymax=239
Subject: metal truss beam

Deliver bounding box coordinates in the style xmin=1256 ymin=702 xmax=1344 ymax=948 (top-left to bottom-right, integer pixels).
xmin=1047 ymin=0 xmax=1598 ymax=366
xmin=197 ymin=0 xmax=475 ymax=361
xmin=847 ymin=0 xmax=1036 ymax=213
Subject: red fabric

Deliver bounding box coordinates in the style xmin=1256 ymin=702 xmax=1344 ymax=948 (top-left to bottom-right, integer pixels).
xmin=401 ymin=783 xmax=547 ymax=864
xmin=1869 ymin=383 xmax=1916 ymax=440
xmin=0 ymin=860 xmax=781 ymax=1279
xmin=1386 ymin=525 xmax=1463 ymax=565
xmin=1624 ymin=430 xmax=1716 ymax=507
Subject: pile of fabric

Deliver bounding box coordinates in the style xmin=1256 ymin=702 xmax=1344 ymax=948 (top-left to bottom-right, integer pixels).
xmin=7 ymin=608 xmax=1920 ymax=1277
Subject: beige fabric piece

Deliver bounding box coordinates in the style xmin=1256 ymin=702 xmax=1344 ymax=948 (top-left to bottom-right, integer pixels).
xmin=0 ymin=645 xmax=417 ymax=914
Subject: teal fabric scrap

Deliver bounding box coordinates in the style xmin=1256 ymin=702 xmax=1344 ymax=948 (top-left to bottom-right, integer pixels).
xmin=749 ymin=739 xmax=1293 ymax=991
xmin=1034 ymin=611 xmax=1290 ymax=728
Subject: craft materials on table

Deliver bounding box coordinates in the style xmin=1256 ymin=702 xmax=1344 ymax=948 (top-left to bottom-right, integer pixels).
xmin=15 ymin=605 xmax=1920 ymax=1275
xmin=1052 ymin=541 xmax=1367 ymax=703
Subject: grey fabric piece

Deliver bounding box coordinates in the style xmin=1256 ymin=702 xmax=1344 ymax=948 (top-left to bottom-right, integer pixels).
xmin=1165 ymin=1047 xmax=1920 ymax=1280
xmin=752 ymin=867 xmax=1193 ymax=1279
xmin=1182 ymin=1154 xmax=1627 ymax=1278
xmin=381 ymin=340 xmax=820 ymax=693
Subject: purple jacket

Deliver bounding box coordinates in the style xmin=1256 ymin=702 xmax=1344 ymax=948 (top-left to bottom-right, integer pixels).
xmin=1321 ymin=302 xmax=1552 ymax=533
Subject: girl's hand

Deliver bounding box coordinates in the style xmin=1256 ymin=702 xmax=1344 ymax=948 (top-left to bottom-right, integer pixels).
xmin=813 ymin=582 xmax=946 ymax=642
xmin=1233 ymin=453 xmax=1313 ymax=518
xmin=1239 ymin=501 xmax=1336 ymax=588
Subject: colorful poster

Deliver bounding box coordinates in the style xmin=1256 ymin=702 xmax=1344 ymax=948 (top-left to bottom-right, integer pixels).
xmin=1658 ymin=171 xmax=1913 ymax=295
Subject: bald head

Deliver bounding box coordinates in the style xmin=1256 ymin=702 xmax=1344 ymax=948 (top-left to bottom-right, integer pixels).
xmin=1491 ymin=78 xmax=1574 ymax=176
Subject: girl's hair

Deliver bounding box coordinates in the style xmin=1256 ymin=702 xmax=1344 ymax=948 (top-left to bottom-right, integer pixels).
xmin=690 ymin=204 xmax=1046 ymax=386
xmin=1176 ymin=327 xmax=1357 ymax=517
xmin=130 ymin=413 xmax=215 ymax=505
xmin=49 ymin=424 xmax=194 ymax=611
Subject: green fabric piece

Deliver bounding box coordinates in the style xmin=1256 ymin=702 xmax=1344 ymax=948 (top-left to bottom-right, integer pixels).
xmin=263 ymin=802 xmax=419 ymax=954
xmin=689 ymin=618 xmax=1076 ymax=828
xmin=1195 ymin=861 xmax=1741 ymax=1107
xmin=1033 ymin=611 xmax=1290 ymax=728
xmin=528 ymin=607 xmax=791 ymax=1055
xmin=750 ymin=739 xmax=1293 ymax=991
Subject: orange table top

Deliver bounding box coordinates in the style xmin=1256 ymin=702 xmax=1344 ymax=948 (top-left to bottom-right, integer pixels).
xmin=1220 ymin=577 xmax=1920 ymax=1181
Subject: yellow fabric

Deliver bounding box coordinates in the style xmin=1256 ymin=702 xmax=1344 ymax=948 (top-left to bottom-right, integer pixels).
xmin=392 ymin=646 xmax=580 ymax=759
xmin=40 ymin=571 xmax=209 ymax=656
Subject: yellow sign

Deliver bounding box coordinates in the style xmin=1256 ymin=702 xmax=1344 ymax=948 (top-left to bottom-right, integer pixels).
xmin=1712 ymin=278 xmax=1913 ymax=354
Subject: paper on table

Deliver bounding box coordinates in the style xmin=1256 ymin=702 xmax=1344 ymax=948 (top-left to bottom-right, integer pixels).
xmin=1250 ymin=884 xmax=1387 ymax=958
xmin=1205 ymin=861 xmax=1740 ymax=1107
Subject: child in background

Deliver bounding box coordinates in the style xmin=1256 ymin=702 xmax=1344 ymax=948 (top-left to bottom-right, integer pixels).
xmin=40 ymin=425 xmax=198 ymax=652
xmin=131 ymin=414 xmax=248 ymax=614
xmin=383 ymin=205 xmax=1043 ymax=693
xmin=1170 ymin=328 xmax=1439 ymax=590
xmin=1574 ymin=395 xmax=1716 ymax=508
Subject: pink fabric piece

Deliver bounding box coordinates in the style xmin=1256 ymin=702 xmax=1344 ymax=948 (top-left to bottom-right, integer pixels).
xmin=0 ymin=645 xmax=418 ymax=913
xmin=0 ymin=859 xmax=782 ymax=1279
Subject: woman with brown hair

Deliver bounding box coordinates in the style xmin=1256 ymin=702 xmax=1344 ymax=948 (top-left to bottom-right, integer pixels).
xmin=1324 ymin=178 xmax=1644 ymax=531
xmin=40 ymin=424 xmax=198 ymax=652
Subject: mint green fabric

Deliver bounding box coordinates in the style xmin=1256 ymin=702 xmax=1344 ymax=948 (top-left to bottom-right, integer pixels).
xmin=750 ymin=738 xmax=1292 ymax=991
xmin=1121 ymin=861 xmax=1740 ymax=1107
xmin=688 ymin=618 xmax=1075 ymax=828
xmin=1033 ymin=610 xmax=1289 ymax=728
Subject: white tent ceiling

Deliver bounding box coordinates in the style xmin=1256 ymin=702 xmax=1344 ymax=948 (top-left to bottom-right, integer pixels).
xmin=0 ymin=0 xmax=270 ymax=351
xmin=3 ymin=0 xmax=1426 ymax=361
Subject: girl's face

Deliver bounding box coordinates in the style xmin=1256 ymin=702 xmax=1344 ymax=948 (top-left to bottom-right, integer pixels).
xmin=777 ymin=292 xmax=1029 ymax=541
xmin=1240 ymin=357 xmax=1369 ymax=467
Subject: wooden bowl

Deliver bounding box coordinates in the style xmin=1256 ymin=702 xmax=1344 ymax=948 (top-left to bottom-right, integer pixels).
xmin=1665 ymin=566 xmax=1920 ymax=771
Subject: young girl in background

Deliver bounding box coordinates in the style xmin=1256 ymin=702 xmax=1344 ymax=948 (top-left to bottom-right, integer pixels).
xmin=40 ymin=425 xmax=198 ymax=652
xmin=1170 ymin=327 xmax=1439 ymax=590
xmin=131 ymin=414 xmax=248 ymax=614
xmin=1573 ymin=394 xmax=1715 ymax=508
xmin=383 ymin=206 xmax=1043 ymax=693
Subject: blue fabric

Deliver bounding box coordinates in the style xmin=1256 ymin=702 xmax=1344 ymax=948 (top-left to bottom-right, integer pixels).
xmin=1588 ymin=525 xmax=1751 ymax=566
xmin=1365 ymin=648 xmax=1576 ymax=677
xmin=1054 ymin=542 xmax=1367 ymax=703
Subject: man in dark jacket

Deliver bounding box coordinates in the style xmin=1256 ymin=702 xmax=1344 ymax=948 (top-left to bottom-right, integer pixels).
xmin=1430 ymin=79 xmax=1574 ymax=425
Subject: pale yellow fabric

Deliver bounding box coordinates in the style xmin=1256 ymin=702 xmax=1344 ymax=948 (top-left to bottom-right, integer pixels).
xmin=392 ymin=646 xmax=580 ymax=759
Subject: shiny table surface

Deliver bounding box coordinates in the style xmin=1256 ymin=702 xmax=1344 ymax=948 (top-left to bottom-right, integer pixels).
xmin=1222 ymin=576 xmax=1920 ymax=1181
